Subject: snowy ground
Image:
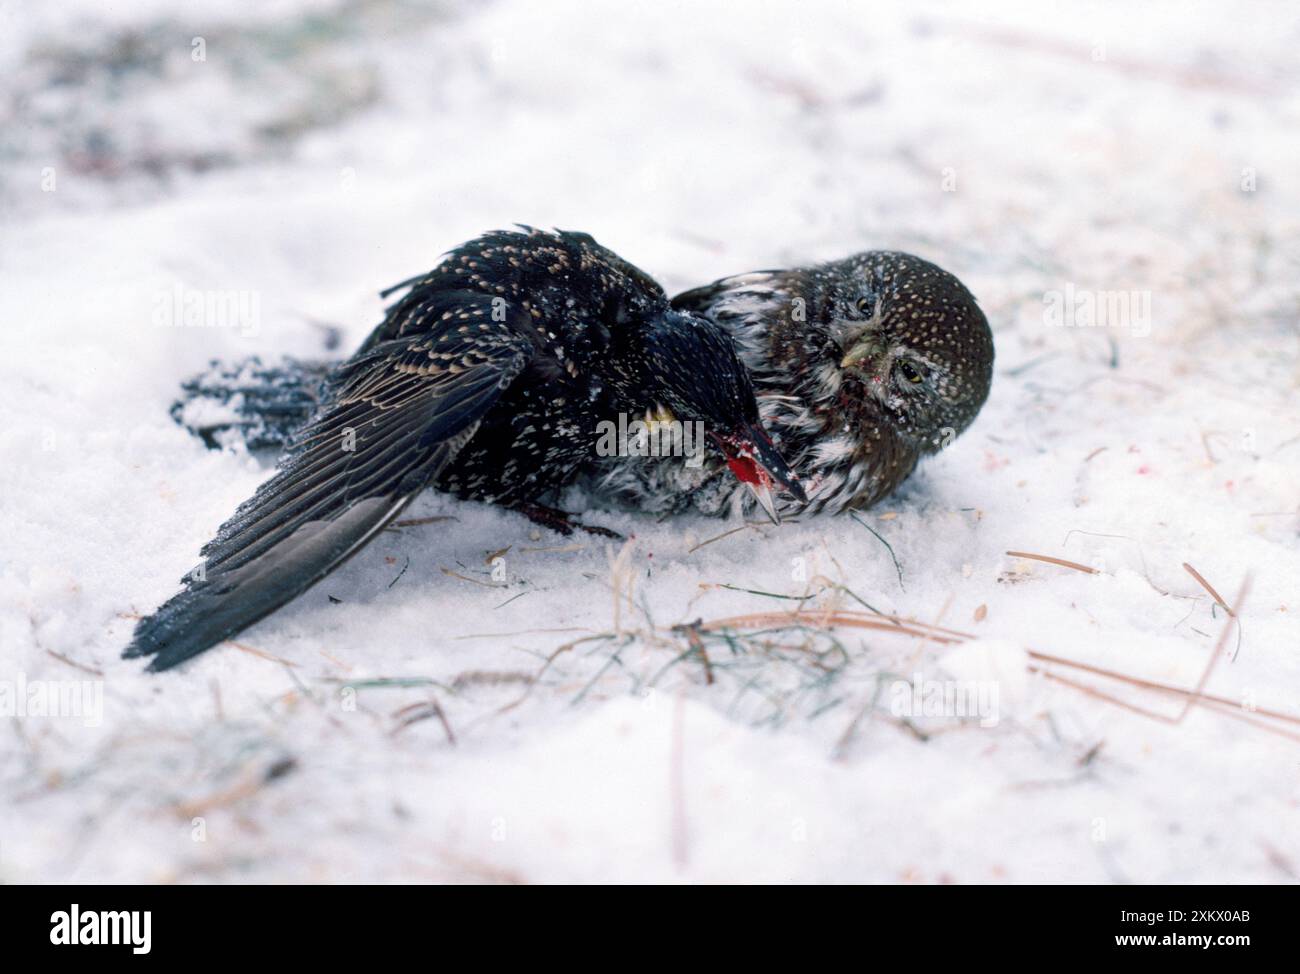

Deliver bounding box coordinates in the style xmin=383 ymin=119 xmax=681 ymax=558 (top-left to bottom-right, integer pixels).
xmin=2 ymin=0 xmax=1299 ymax=883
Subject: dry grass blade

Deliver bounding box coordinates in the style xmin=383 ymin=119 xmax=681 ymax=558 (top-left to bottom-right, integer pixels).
xmin=849 ymin=511 xmax=904 ymax=587
xmin=1029 ymin=579 xmax=1273 ymax=737
xmin=493 ymin=633 xmax=614 ymax=717
xmin=677 ymin=622 xmax=714 ymax=685
xmin=453 ymin=627 xmax=590 ymax=640
xmin=1032 ymin=668 xmax=1181 ymax=723
xmin=905 ymin=593 xmax=953 ymax=668
xmin=440 ymin=567 xmax=506 ymax=588
xmin=607 ymin=538 xmax=638 ymax=635
xmin=707 ymin=577 xmax=1295 ymax=743
xmin=687 ymin=523 xmax=757 ymax=553
xmin=1171 ymin=577 xmax=1249 ymax=722
xmin=392 ymin=698 xmax=457 ymax=744
xmin=1031 ymin=666 xmax=1300 ymax=744
xmin=1005 ymin=550 xmax=1098 ymax=574
xmin=1026 ymin=650 xmax=1300 ymax=727
xmin=1198 ymin=698 xmax=1300 ymax=744
xmin=45 ymin=649 xmax=103 ymax=676
xmin=172 ymin=757 xmax=298 ymax=819
xmin=697 ymin=610 xmax=963 ymax=643
xmin=230 ymin=641 xmax=297 ymax=667
xmin=1182 ymin=562 xmax=1234 ymax=616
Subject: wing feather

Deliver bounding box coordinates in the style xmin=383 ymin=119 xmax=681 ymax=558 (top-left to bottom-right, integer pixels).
xmin=126 ymin=292 xmax=531 ymax=670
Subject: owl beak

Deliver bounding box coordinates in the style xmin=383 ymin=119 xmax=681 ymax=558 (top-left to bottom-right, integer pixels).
xmin=840 ymin=339 xmax=874 ymax=371
xmin=839 ymin=317 xmax=886 ymax=373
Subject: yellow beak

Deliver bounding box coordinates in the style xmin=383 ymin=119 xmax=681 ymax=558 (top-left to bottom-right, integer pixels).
xmin=840 ymin=340 xmax=874 ymax=370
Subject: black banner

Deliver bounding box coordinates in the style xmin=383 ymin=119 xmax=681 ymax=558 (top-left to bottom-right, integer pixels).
xmin=0 ymin=884 xmax=1282 ymax=960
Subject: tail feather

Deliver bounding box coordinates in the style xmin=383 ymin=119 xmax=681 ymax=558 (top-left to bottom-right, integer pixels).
xmin=170 ymin=356 xmax=332 ymax=452
xmin=128 ymin=293 xmax=534 ymax=671
xmin=125 ymin=491 xmax=420 ymax=671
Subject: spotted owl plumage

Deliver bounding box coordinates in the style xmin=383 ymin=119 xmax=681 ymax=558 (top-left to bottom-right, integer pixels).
xmin=588 ymin=251 xmax=994 ymax=518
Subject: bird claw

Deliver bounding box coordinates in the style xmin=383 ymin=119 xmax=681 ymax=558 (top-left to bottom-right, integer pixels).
xmin=514 ymin=503 xmax=625 ymax=540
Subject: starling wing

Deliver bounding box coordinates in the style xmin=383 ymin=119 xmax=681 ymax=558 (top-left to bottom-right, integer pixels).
xmin=126 ymin=292 xmax=532 ymax=671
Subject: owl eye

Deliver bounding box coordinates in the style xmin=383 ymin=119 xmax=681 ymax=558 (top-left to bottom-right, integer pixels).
xmin=897 ymin=361 xmax=925 ymax=384
xmin=856 ymin=296 xmax=873 ymax=315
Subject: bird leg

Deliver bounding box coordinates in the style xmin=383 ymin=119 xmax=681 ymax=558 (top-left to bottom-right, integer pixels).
xmin=511 ymin=502 xmax=624 ymax=539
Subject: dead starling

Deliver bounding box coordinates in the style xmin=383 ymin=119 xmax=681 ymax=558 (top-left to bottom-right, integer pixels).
xmin=127 ymin=228 xmax=802 ymax=671
xmin=589 ymin=251 xmax=994 ymax=518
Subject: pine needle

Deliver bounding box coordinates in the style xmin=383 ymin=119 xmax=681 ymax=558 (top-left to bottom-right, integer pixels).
xmin=849 ymin=511 xmax=904 ymax=587
xmin=1005 ymin=550 xmax=1098 ymax=574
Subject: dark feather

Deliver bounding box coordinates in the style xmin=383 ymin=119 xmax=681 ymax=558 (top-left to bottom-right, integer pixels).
xmin=126 ymin=293 xmax=531 ymax=670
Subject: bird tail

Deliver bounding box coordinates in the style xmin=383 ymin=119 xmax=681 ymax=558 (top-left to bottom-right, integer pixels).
xmin=170 ymin=356 xmax=334 ymax=452
xmin=123 ymin=488 xmax=425 ymax=672
xmin=129 ymin=292 xmax=534 ymax=672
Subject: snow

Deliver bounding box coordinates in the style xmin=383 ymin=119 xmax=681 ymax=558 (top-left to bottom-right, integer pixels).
xmin=2 ymin=0 xmax=1299 ymax=883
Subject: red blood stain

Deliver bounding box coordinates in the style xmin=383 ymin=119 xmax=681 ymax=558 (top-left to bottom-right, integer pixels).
xmin=726 ymin=455 xmax=763 ymax=485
